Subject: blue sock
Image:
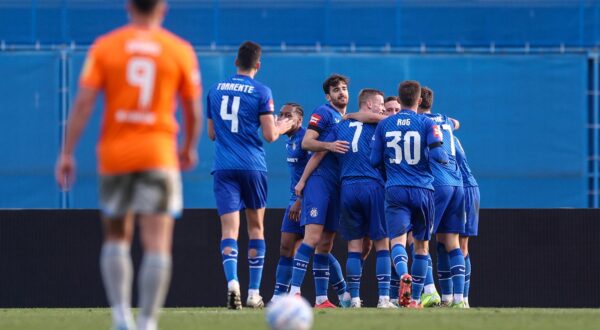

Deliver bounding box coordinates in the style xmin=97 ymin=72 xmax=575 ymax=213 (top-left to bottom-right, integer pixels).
xmin=449 ymin=248 xmax=465 ymax=296
xmin=346 ymin=252 xmax=362 ymax=298
xmin=220 ymin=239 xmax=238 ymax=283
xmin=328 ymin=253 xmax=346 ymax=296
xmin=437 ymin=243 xmax=452 ymax=296
xmin=313 ymin=254 xmax=330 ymax=298
xmin=411 ymin=254 xmax=428 ymax=301
xmin=248 ymin=239 xmax=266 ymax=291
xmin=391 ymin=244 xmax=408 ymax=276
xmin=274 ymin=256 xmax=293 ymax=295
xmin=425 ymin=254 xmax=435 ymax=287
xmin=464 ymin=254 xmax=471 ymax=298
xmin=376 ymin=250 xmax=391 ymax=297
xmin=390 ymin=265 xmax=400 ymax=300
xmin=290 ymin=243 xmax=314 ymax=288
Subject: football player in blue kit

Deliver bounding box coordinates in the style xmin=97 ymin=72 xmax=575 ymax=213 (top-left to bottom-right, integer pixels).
xmin=270 ymin=103 xmax=310 ymax=302
xmin=418 ymin=87 xmax=467 ymax=308
xmin=324 ymin=89 xmax=397 ymax=308
xmin=206 ymin=41 xmax=292 ymax=309
xmin=371 ymin=81 xmax=449 ymax=309
xmin=455 ymin=135 xmax=480 ymax=308
xmin=288 ymin=74 xmax=352 ymax=308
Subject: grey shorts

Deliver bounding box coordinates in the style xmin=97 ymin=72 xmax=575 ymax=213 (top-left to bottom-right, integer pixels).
xmin=99 ymin=170 xmax=182 ymax=218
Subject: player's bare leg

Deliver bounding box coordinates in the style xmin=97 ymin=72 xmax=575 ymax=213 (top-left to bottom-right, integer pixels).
xmin=245 ymin=208 xmax=266 ymax=308
xmin=361 ymin=238 xmax=373 ymax=262
xmin=101 ymin=213 xmax=135 ymax=330
xmin=136 ymin=213 xmax=174 ymax=330
xmin=220 ymin=211 xmax=242 ymax=309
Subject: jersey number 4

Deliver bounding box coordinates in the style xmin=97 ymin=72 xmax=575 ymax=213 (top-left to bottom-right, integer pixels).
xmin=220 ymin=95 xmax=240 ymax=133
xmin=385 ymin=131 xmax=421 ymax=165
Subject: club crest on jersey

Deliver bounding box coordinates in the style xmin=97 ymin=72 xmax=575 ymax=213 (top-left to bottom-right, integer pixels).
xmin=309 ymin=114 xmax=322 ymax=127
xmin=309 ymin=207 xmax=319 ymax=218
xmin=433 ymin=125 xmax=442 ymax=138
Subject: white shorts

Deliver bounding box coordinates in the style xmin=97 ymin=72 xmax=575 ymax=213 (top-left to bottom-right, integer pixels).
xmin=99 ymin=169 xmax=182 ymax=218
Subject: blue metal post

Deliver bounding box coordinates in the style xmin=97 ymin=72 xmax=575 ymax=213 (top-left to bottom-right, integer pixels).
xmin=61 ymin=0 xmax=68 ymax=44
xmin=324 ymin=0 xmax=331 ymax=46
xmin=213 ymin=0 xmax=220 ymax=46
xmin=395 ymin=0 xmax=402 ymax=47
xmin=31 ymin=0 xmax=37 ymax=44
xmin=593 ymin=53 xmax=600 ymax=208
xmin=59 ymin=49 xmax=70 ymax=208
xmin=579 ymin=0 xmax=585 ymax=47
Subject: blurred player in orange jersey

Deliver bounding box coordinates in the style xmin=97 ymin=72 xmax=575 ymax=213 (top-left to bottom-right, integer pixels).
xmin=55 ymin=1 xmax=202 ymax=329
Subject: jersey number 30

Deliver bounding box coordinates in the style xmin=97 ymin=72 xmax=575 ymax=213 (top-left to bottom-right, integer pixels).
xmin=385 ymin=131 xmax=421 ymax=165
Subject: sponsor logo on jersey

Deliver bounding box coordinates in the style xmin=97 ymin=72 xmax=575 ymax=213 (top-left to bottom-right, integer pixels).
xmin=309 ymin=114 xmax=322 ymax=127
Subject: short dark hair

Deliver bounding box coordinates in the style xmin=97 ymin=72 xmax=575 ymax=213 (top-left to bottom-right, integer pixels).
xmin=358 ymin=89 xmax=384 ymax=107
xmin=322 ymin=74 xmax=349 ymax=95
xmin=284 ymin=102 xmax=304 ymax=117
xmin=236 ymin=41 xmax=262 ymax=71
xmin=384 ymin=96 xmax=399 ymax=103
xmin=398 ymin=80 xmax=421 ymax=108
xmin=131 ymin=0 xmax=162 ymax=14
xmin=419 ymin=87 xmax=434 ymax=110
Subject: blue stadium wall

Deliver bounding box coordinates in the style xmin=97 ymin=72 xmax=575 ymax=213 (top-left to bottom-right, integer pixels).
xmin=0 ymin=1 xmax=599 ymax=47
xmin=0 ymin=51 xmax=590 ymax=208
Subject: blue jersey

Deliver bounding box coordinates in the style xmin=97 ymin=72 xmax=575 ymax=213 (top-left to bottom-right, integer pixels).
xmin=454 ymin=136 xmax=478 ymax=188
xmin=307 ymin=103 xmax=343 ymax=181
xmin=325 ymin=119 xmax=383 ymax=185
xmin=422 ymin=113 xmax=463 ymax=187
xmin=206 ymin=74 xmax=275 ymax=172
xmin=371 ymin=110 xmax=443 ymax=190
xmin=286 ymin=127 xmax=310 ymax=200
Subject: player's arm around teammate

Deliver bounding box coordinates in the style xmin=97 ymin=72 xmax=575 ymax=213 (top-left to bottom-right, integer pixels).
xmin=56 ymin=1 xmax=202 ymax=329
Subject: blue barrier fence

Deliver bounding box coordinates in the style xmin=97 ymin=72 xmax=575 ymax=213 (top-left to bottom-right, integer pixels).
xmin=0 ymin=1 xmax=599 ymax=48
xmin=0 ymin=50 xmax=596 ymax=209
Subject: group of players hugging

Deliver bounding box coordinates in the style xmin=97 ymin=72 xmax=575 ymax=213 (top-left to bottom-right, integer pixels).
xmin=207 ymin=41 xmax=480 ymax=310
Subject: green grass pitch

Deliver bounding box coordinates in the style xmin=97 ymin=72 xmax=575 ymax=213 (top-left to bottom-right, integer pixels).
xmin=1 ymin=308 xmax=599 ymax=330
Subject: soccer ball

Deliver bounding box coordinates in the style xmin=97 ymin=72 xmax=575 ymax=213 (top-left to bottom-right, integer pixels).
xmin=265 ymin=295 xmax=313 ymax=330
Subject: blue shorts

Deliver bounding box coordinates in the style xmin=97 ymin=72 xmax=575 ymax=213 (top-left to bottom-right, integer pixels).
xmin=433 ymin=185 xmax=466 ymax=234
xmin=213 ymin=170 xmax=268 ymax=216
xmin=339 ymin=180 xmax=387 ymax=241
xmin=462 ymin=186 xmax=480 ymax=237
xmin=301 ymin=174 xmax=340 ymax=232
xmin=385 ymin=186 xmax=435 ymax=242
xmin=281 ymin=198 xmax=305 ymax=235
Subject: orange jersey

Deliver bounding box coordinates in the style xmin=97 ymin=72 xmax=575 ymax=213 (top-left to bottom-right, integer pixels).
xmin=80 ymin=24 xmax=201 ymax=175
